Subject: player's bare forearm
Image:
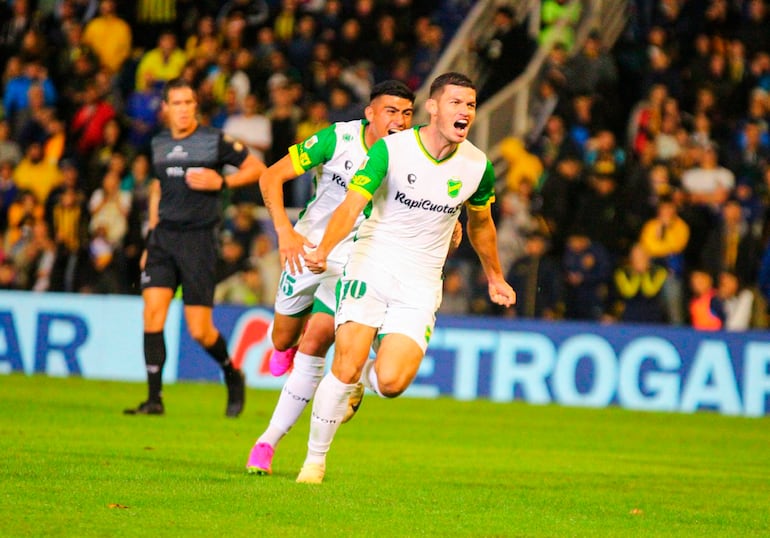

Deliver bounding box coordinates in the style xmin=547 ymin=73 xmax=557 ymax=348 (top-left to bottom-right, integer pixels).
xmin=260 ymin=155 xmax=315 ymax=274
xmin=317 ymin=191 xmax=367 ymax=256
xmin=467 ymin=206 xmax=517 ymax=307
xmin=467 ymin=206 xmax=504 ymax=280
xmin=306 ymin=190 xmax=368 ymax=273
xmin=260 ymin=155 xmax=298 ymax=233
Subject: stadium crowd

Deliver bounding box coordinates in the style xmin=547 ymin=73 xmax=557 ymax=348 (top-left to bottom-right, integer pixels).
xmin=443 ymin=0 xmax=770 ymax=332
xmin=1 ymin=0 xmax=770 ymax=332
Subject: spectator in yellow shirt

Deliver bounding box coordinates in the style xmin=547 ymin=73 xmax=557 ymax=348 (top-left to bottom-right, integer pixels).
xmin=639 ymin=195 xmax=690 ymax=324
xmin=81 ymin=0 xmax=132 ymax=74
xmin=499 ymin=136 xmax=544 ymax=192
xmin=12 ymin=141 xmax=62 ymax=205
xmin=135 ymin=30 xmax=187 ymax=91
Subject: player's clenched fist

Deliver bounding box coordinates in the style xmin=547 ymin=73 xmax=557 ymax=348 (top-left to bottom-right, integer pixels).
xmin=303 ymin=249 xmax=327 ymax=274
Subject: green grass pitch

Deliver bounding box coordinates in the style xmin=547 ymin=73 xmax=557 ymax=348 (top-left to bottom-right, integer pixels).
xmin=1 ymin=374 xmax=769 ymax=537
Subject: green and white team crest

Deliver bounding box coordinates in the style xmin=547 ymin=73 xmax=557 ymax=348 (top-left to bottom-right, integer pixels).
xmin=447 ymin=177 xmax=462 ymax=198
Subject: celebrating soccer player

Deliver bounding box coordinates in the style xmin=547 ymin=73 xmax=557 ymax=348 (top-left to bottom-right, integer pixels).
xmin=244 ymin=81 xmax=416 ymax=475
xmin=297 ymin=72 xmax=516 ymax=483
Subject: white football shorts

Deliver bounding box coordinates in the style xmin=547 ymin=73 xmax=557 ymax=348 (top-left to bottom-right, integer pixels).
xmin=273 ymin=258 xmax=344 ymax=316
xmin=334 ymin=260 xmax=442 ymax=352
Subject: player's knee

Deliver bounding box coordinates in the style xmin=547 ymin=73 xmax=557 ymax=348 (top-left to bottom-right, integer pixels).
xmin=373 ymin=369 xmax=410 ymax=398
xmin=377 ymin=379 xmax=406 ymax=399
xmin=187 ymin=324 xmax=212 ymax=345
xmin=271 ymin=326 xmax=299 ymax=351
xmin=143 ymin=309 xmax=166 ymax=331
xmin=272 ymin=335 xmax=296 ymax=351
xmin=331 ymin=360 xmax=363 ymax=385
xmin=297 ymin=330 xmax=333 ymax=357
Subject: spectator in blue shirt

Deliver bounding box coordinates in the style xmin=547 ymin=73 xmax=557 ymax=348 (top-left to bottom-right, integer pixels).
xmin=3 ymin=59 xmax=57 ymax=134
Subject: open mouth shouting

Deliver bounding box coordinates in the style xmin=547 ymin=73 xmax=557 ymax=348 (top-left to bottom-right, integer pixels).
xmin=453 ymin=119 xmax=469 ymax=136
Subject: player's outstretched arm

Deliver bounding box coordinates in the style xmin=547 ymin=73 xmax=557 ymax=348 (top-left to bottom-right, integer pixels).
xmin=466 ymin=205 xmax=516 ymax=307
xmin=260 ymin=154 xmax=315 ymax=275
xmin=304 ymin=189 xmax=369 ymax=274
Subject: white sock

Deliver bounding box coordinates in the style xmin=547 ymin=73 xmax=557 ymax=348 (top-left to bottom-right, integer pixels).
xmin=360 ymin=359 xmax=383 ymax=397
xmin=305 ymin=373 xmax=356 ymax=465
xmin=258 ymin=352 xmax=325 ymax=447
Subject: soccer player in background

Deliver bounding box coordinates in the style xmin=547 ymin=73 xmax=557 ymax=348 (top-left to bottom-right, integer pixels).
xmin=244 ymin=80 xmax=416 ymax=475
xmin=297 ymin=72 xmax=516 ymax=483
xmin=124 ymin=78 xmax=265 ymax=417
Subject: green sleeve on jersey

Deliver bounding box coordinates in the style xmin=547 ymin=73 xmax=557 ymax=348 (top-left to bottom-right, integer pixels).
xmin=289 ymin=123 xmax=338 ymax=173
xmin=467 ymin=159 xmax=497 ymax=209
xmin=349 ymin=138 xmax=389 ymax=199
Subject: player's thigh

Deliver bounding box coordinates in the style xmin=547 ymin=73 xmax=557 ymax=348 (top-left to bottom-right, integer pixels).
xmin=273 ymin=265 xmax=327 ymax=316
xmin=270 ymin=311 xmax=309 ymax=350
xmin=331 ymin=321 xmax=378 ymax=383
xmin=271 ymin=267 xmax=341 ymax=349
xmin=379 ymin=288 xmax=441 ymax=355
xmin=142 ymin=286 xmax=175 ymax=331
xmin=294 ymin=272 xmax=340 ymax=355
xmin=311 ymin=269 xmax=341 ymax=314
xmin=374 ymin=333 xmax=425 ymax=395
xmin=334 ymin=271 xmax=389 ymax=330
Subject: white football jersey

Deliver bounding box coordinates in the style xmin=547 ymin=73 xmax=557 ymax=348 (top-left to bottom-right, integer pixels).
xmin=348 ymin=126 xmax=496 ymax=283
xmin=288 ymin=120 xmax=370 ymax=264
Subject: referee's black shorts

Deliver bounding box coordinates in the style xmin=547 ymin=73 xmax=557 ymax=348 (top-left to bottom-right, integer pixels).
xmin=141 ymin=227 xmax=218 ymax=306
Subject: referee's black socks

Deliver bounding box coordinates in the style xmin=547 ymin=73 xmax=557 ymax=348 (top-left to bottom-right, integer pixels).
xmin=206 ymin=334 xmax=236 ymax=373
xmin=144 ymin=331 xmax=166 ymax=402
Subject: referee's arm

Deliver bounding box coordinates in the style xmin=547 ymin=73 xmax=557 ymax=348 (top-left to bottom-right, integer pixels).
xmin=147 ymin=179 xmax=160 ymax=232
xmin=222 ymin=154 xmax=266 ymax=188
xmin=185 ymin=154 xmax=266 ymax=191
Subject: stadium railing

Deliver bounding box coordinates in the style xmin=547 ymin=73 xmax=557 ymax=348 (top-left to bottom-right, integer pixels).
xmin=414 ymin=0 xmax=629 ymax=178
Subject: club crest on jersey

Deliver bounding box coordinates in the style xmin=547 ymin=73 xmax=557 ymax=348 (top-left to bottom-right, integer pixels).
xmin=304 ymin=135 xmax=318 ymax=149
xmin=166 ymin=145 xmax=188 ymax=159
xmin=447 ymin=177 xmax=462 ymax=198
xmin=343 ymin=133 xmax=354 ymax=142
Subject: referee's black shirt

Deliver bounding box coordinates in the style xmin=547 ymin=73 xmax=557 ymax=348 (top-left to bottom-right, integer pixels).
xmin=151 ymin=126 xmax=249 ymax=230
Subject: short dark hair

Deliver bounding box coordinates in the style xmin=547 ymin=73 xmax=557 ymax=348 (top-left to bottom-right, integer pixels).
xmin=429 ymin=72 xmax=475 ymax=98
xmin=370 ymin=79 xmax=415 ymax=103
xmin=162 ymin=77 xmax=195 ymax=102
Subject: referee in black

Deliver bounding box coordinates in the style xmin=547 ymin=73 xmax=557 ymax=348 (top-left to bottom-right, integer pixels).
xmin=124 ymin=78 xmax=265 ymax=417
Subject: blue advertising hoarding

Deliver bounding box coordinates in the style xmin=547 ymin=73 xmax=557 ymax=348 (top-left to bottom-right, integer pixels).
xmin=2 ymin=291 xmax=769 ymax=416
